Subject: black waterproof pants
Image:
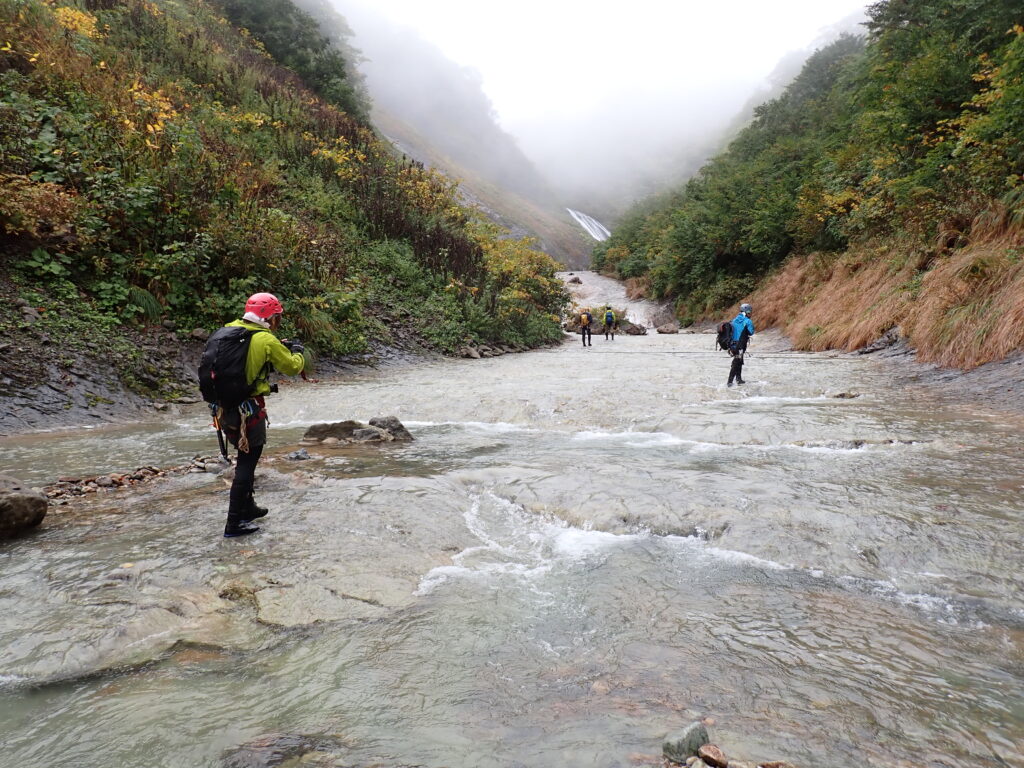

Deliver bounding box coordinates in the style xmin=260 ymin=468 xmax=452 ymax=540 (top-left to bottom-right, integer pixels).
xmin=728 ymin=351 xmax=745 ymax=385
xmin=581 ymin=325 xmax=592 ymax=345
xmin=221 ymin=408 xmax=268 ymax=526
xmin=228 ymin=444 xmax=264 ymax=525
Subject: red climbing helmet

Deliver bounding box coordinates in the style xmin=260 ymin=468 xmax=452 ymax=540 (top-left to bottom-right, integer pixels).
xmin=244 ymin=292 xmax=284 ymax=319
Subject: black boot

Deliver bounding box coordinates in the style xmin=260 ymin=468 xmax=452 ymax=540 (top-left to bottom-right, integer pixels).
xmin=224 ymin=519 xmax=260 ymax=538
xmin=241 ymin=493 xmax=268 ymax=522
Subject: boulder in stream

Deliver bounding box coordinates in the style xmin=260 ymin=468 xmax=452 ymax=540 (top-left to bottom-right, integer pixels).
xmin=657 ymin=323 xmax=680 ymax=334
xmin=301 ymin=416 xmax=413 ymax=445
xmin=369 ymin=416 xmax=414 ymax=441
xmin=0 ymin=474 xmax=48 ymax=538
xmin=663 ymin=721 xmax=709 ymax=763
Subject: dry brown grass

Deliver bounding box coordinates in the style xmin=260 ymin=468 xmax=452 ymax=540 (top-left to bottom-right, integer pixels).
xmin=624 ymin=276 xmax=651 ymax=300
xmin=747 ymin=226 xmax=1024 ymax=369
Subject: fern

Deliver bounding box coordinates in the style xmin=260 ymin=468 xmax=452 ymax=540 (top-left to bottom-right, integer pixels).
xmin=128 ymin=286 xmax=162 ymax=322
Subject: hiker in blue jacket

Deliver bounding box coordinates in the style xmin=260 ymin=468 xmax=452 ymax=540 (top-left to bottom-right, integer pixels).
xmin=728 ymin=303 xmax=755 ymax=387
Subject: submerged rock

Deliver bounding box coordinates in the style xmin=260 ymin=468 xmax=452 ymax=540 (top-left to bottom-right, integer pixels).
xmin=222 ymin=733 xmax=341 ymax=768
xmin=254 ymin=583 xmax=387 ymax=627
xmin=663 ymin=721 xmax=709 ymax=763
xmin=0 ymin=474 xmax=48 ymax=538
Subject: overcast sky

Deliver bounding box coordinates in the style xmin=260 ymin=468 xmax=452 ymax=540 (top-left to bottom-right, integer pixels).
xmin=346 ymin=0 xmax=870 ymax=131
xmin=336 ymin=0 xmax=871 ymax=215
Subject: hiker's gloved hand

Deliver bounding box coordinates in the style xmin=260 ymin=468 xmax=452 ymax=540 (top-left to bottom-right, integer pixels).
xmin=283 ymin=339 xmax=304 ymax=354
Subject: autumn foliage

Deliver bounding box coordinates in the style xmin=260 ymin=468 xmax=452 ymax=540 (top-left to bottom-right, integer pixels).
xmin=0 ymin=0 xmax=567 ymax=354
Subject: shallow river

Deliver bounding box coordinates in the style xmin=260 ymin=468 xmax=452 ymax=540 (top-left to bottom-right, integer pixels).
xmin=1 ymin=313 xmax=1022 ymax=767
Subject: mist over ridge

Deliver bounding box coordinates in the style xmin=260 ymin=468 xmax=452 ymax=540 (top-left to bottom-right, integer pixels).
xmin=299 ymin=0 xmax=869 ymax=262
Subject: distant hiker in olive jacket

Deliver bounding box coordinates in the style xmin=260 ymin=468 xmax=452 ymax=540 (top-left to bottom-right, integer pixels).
xmin=208 ymin=292 xmax=305 ymax=538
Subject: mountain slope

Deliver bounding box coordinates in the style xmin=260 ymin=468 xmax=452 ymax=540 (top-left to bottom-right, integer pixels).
xmin=0 ymin=0 xmax=569 ymax=419
xmin=595 ymin=0 xmax=1024 ymax=368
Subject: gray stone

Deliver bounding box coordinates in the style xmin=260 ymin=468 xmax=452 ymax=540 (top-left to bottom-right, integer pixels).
xmin=567 ymin=276 xmax=582 ymax=284
xmin=462 ymin=346 xmax=481 ymax=359
xmin=0 ymin=474 xmax=48 ymax=538
xmin=161 ymin=319 xmax=176 ymax=330
xmin=368 ymin=416 xmax=414 ymax=441
xmin=285 ymin=449 xmax=311 ymax=461
xmin=663 ymin=722 xmax=710 ymax=763
xmin=351 ymin=426 xmax=391 ymax=443
xmin=303 ymin=420 xmax=363 ymax=442
xmin=94 ymin=475 xmax=114 ymax=488
xmin=20 ymin=306 xmax=40 ymax=323
xmin=657 ymin=323 xmax=680 ymax=334
xmin=190 ymin=328 xmax=210 ymax=341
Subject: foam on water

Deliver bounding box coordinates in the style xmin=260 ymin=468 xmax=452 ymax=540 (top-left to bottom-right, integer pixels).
xmin=417 ymin=491 xmax=637 ymax=594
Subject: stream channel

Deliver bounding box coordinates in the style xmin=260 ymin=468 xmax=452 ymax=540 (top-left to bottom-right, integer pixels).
xmin=1 ymin=278 xmax=1022 ymax=767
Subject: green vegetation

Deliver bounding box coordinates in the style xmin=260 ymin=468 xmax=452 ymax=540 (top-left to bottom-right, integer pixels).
xmin=0 ymin=0 xmax=567 ymax=364
xmin=595 ymin=0 xmax=1024 ymax=328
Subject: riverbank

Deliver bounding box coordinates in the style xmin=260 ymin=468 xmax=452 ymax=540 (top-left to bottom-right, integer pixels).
xmin=0 ymin=269 xmax=558 ymax=436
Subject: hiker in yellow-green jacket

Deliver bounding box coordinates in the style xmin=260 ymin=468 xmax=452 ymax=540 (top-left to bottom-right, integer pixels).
xmin=602 ymin=306 xmax=617 ymax=340
xmin=204 ymin=292 xmax=305 ymax=538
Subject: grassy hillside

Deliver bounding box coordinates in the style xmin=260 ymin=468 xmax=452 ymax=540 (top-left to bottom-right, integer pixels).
xmin=595 ymin=0 xmax=1024 ymax=368
xmin=0 ymin=0 xmax=567 ymax=378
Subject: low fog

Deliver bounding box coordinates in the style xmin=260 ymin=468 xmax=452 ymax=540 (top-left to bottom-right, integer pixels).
xmin=324 ymin=0 xmax=867 ymax=226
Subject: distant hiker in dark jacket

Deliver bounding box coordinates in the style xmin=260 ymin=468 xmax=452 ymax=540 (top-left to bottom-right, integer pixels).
xmin=579 ymin=308 xmax=593 ymax=346
xmin=727 ymin=303 xmax=755 ymax=387
xmin=207 ymin=292 xmax=306 ymax=538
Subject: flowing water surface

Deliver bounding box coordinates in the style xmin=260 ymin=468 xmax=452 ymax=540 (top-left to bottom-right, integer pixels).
xmin=1 ymin=321 xmax=1022 ymax=768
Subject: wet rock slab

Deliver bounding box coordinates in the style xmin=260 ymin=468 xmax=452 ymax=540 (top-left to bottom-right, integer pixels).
xmin=254 ymin=574 xmax=415 ymax=627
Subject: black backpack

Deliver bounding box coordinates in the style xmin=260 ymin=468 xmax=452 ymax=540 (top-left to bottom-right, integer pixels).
xmin=198 ymin=327 xmax=261 ymax=409
xmin=715 ymin=321 xmax=733 ymax=351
